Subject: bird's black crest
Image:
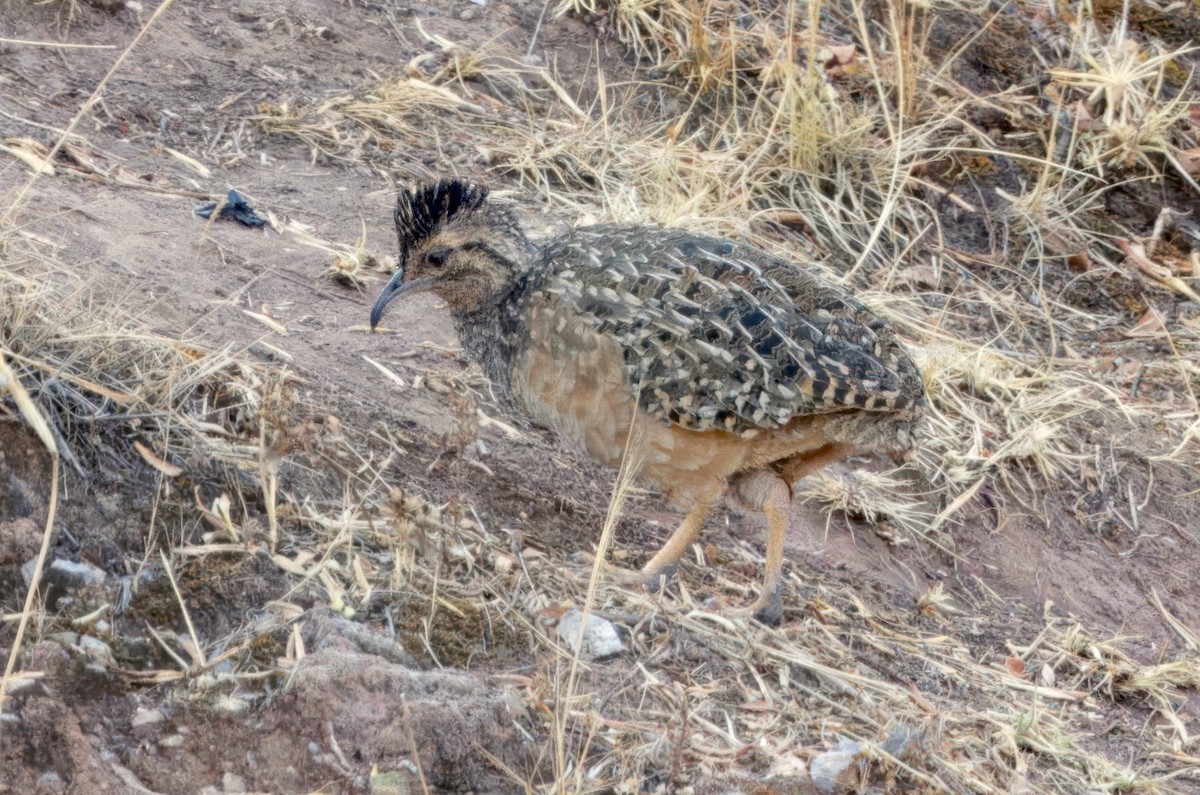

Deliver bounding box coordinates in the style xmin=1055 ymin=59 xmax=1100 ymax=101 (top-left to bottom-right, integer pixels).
xmin=395 ymin=180 xmax=489 ymax=265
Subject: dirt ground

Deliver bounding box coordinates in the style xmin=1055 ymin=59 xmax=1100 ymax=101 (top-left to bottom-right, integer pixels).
xmin=1 ymin=1 xmax=1199 ymax=793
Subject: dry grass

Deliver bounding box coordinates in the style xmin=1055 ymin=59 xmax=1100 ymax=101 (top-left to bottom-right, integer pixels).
xmin=2 ymin=0 xmax=1199 ymax=791
xmin=0 ymin=242 xmax=264 ymax=476
xmin=237 ymin=1 xmax=1200 ymax=787
xmin=0 ymin=226 xmax=280 ymax=718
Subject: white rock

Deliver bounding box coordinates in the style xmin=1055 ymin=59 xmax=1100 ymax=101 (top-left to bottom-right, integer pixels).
xmin=132 ymin=707 xmax=165 ymax=727
xmin=21 ymin=558 xmax=107 ymax=590
xmin=556 ymin=609 xmax=624 ymax=660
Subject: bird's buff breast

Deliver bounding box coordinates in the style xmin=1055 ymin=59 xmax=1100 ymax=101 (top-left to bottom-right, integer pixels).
xmin=508 ymin=302 xmax=835 ymax=503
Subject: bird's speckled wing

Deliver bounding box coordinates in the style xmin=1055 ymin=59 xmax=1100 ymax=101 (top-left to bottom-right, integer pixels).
xmin=537 ymin=225 xmax=923 ymax=434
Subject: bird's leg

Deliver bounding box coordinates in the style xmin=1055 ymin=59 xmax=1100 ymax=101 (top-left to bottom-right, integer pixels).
xmin=733 ymin=443 xmax=855 ymax=624
xmin=641 ymin=488 xmax=720 ymax=593
xmin=731 ymin=470 xmax=791 ymax=625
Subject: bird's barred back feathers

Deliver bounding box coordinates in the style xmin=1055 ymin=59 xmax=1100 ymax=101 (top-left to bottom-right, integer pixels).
xmin=527 ymin=225 xmax=923 ymax=435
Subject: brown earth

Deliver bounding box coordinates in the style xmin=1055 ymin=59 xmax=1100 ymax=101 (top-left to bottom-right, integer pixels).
xmin=1 ymin=1 xmax=1198 ymax=793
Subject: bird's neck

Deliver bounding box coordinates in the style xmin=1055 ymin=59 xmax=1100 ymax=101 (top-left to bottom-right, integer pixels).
xmin=451 ymin=264 xmax=550 ymax=404
xmin=454 ymin=305 xmax=519 ymax=399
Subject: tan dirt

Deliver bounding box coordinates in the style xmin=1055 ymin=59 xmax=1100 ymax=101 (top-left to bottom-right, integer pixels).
xmin=1 ymin=1 xmax=1198 ymax=793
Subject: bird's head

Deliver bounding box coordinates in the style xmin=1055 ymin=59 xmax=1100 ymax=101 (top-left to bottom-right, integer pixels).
xmin=370 ymin=180 xmax=531 ymax=329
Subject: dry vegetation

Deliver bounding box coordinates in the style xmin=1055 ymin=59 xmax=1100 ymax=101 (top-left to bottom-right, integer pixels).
xmin=2 ymin=0 xmax=1200 ymax=792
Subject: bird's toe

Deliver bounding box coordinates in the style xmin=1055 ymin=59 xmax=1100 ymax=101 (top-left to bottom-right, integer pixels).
xmin=640 ymin=563 xmax=678 ymax=594
xmin=741 ymin=589 xmax=784 ymax=626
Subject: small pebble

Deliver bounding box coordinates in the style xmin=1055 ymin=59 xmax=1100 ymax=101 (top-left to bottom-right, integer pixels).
xmin=556 ymin=608 xmax=625 ymax=659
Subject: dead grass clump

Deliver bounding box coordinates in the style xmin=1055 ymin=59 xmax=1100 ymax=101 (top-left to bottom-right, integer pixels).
xmin=285 ymin=219 xmax=391 ymax=290
xmin=0 ymin=220 xmax=300 ymax=719
xmin=0 ymin=235 xmax=265 ymax=476
xmin=252 ymin=76 xmax=491 ymax=169
xmin=797 ymin=468 xmax=931 ymax=540
xmin=1047 ymin=22 xmax=1198 ymax=185
xmin=1049 ymin=624 xmax=1200 ymax=715
xmin=988 ymin=620 xmax=1200 ymax=792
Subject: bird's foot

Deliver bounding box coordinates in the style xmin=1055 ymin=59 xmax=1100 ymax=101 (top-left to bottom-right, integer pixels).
xmin=581 ymin=557 xmax=650 ymax=587
xmin=579 ymin=557 xmax=684 ymax=596
xmin=734 ymin=588 xmax=784 ymax=627
xmin=639 ymin=563 xmax=678 ymax=594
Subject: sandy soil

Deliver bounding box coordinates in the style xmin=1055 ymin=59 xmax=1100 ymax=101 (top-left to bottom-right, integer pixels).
xmin=1 ymin=1 xmax=1198 ymax=793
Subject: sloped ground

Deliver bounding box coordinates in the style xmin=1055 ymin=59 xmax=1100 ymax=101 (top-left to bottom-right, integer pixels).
xmin=1 ymin=1 xmax=1198 ymax=793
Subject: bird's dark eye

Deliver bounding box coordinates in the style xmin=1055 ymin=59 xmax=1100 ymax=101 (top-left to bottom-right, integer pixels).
xmin=426 ymin=247 xmax=451 ymax=267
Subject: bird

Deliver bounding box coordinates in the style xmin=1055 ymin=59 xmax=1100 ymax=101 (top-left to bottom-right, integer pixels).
xmin=370 ymin=179 xmax=924 ymax=624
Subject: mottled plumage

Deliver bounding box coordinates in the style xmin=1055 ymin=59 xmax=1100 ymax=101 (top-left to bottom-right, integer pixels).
xmin=370 ymin=180 xmax=924 ymax=624
xmin=529 ymin=226 xmax=920 ymax=433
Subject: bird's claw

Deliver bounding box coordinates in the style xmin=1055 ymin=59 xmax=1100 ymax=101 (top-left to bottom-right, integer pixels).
xmin=578 ymin=557 xmax=683 ymax=596
xmin=640 ymin=564 xmax=678 ymax=594
xmin=590 ymin=557 xmax=782 ymax=625
xmin=581 ymin=557 xmax=652 ymax=587
xmin=735 ymin=589 xmax=784 ymax=626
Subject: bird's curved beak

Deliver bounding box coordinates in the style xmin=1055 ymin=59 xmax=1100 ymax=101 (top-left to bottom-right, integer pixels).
xmin=370 ymin=273 xmax=437 ymax=330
